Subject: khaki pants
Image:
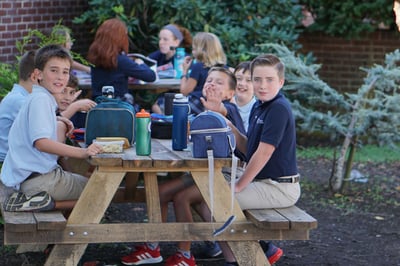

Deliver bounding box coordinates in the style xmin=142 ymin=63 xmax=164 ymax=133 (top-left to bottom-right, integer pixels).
xmin=20 ymin=165 xmax=88 ymax=201
xmin=235 ymin=178 xmax=301 ymax=210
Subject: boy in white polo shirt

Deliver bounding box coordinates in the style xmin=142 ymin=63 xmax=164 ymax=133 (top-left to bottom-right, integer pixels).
xmin=1 ymin=44 xmax=102 ymax=212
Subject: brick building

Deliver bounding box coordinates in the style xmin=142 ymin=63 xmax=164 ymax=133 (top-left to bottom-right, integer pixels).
xmin=0 ymin=0 xmax=92 ymax=65
xmin=299 ymin=31 xmax=400 ymax=93
xmin=1 ymin=0 xmax=400 ymax=92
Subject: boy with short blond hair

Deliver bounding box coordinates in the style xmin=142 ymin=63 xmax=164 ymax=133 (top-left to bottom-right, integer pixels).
xmin=1 ymin=44 xmax=102 ymax=212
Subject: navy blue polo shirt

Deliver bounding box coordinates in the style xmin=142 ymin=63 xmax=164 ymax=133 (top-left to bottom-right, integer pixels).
xmin=246 ymin=92 xmax=297 ymax=179
xmin=148 ymin=50 xmax=173 ymax=68
xmin=188 ymin=62 xmax=210 ymax=99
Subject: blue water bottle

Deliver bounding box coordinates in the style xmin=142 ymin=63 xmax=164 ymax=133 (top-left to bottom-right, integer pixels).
xmin=172 ymin=93 xmax=189 ymax=150
xmin=174 ymin=47 xmax=185 ymax=79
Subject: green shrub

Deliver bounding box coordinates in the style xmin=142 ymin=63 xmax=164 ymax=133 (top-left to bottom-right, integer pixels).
xmin=301 ymin=0 xmax=395 ymax=37
xmin=0 ymin=63 xmax=18 ymax=98
xmin=74 ymin=0 xmax=305 ymax=66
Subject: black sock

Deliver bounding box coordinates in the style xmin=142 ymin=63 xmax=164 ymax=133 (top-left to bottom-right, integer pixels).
xmin=225 ymin=262 xmax=239 ymax=266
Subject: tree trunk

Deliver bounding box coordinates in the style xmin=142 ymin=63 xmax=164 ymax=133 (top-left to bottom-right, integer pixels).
xmin=329 ymin=78 xmax=377 ymax=192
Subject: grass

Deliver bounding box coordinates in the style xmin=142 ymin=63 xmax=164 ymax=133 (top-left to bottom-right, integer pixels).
xmin=297 ymin=144 xmax=400 ymax=162
xmin=298 ymin=144 xmax=400 ymax=213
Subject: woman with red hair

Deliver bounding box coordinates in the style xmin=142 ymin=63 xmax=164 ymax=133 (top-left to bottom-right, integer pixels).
xmin=87 ymin=18 xmax=156 ymax=102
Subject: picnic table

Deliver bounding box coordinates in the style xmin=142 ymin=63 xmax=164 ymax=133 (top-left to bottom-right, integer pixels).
xmin=76 ymin=70 xmax=181 ymax=94
xmin=1 ymin=139 xmax=317 ymax=266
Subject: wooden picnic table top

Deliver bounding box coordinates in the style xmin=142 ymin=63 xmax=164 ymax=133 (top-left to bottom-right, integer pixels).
xmin=43 ymin=139 xmax=270 ymax=265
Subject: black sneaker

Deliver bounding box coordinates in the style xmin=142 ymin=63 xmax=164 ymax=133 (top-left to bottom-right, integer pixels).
xmin=203 ymin=241 xmax=222 ymax=257
xmin=3 ymin=191 xmax=55 ymax=212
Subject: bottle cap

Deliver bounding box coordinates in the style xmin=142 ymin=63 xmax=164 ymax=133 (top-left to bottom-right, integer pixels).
xmin=173 ymin=93 xmax=188 ymax=103
xmin=136 ymin=109 xmax=150 ymax=118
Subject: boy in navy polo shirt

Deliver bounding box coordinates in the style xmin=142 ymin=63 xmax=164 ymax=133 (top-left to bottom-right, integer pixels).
xmin=205 ymin=54 xmax=300 ymax=266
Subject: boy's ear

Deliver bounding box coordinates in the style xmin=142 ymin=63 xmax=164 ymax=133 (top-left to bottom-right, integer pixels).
xmin=34 ymin=68 xmax=42 ymax=82
xmin=227 ymin=89 xmax=235 ymax=100
xmin=279 ymin=78 xmax=285 ymax=88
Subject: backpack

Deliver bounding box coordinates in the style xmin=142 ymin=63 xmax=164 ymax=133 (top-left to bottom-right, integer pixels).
xmin=85 ymin=96 xmax=135 ymax=145
xmin=190 ymin=110 xmax=235 ymax=158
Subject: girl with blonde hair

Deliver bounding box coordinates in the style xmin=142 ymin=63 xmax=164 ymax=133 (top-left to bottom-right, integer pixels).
xmin=180 ymin=32 xmax=227 ymax=114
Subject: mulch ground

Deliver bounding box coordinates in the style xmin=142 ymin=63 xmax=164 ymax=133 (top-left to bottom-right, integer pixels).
xmin=1 ymin=157 xmax=400 ymax=266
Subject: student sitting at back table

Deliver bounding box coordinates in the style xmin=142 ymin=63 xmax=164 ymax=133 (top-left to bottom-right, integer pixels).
xmin=0 ymin=44 xmax=103 ymax=212
xmin=148 ymin=23 xmax=192 ymax=114
xmin=149 ymin=23 xmax=192 ymax=74
xmin=87 ymin=18 xmax=156 ymax=105
xmin=53 ymin=25 xmax=91 ymax=74
xmin=180 ymin=32 xmax=227 ymax=115
xmin=0 ymin=51 xmax=36 ymax=164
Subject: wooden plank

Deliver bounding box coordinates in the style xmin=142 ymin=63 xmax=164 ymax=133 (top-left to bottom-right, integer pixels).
xmin=2 ymin=211 xmax=37 ymax=232
xmin=275 ymin=206 xmax=318 ymax=230
xmin=34 ymin=212 xmax=67 ymax=231
xmin=4 ymin=222 xmax=312 ymax=245
xmin=244 ymin=209 xmax=290 ymax=229
xmin=144 ymin=172 xmax=162 ymax=223
xmin=123 ymin=172 xmax=139 ymax=201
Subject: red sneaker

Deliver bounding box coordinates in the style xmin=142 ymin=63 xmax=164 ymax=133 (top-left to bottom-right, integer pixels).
xmin=121 ymin=244 xmax=163 ymax=265
xmin=165 ymin=251 xmax=197 ymax=266
xmin=262 ymin=242 xmax=283 ymax=265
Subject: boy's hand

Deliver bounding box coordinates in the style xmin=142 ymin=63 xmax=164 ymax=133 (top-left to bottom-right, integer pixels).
xmin=73 ymin=99 xmax=97 ymax=113
xmin=73 ymin=90 xmax=82 ymax=101
xmin=86 ymin=143 xmax=103 ymax=157
xmin=57 ymin=116 xmax=74 ymax=136
xmin=200 ymin=84 xmax=225 ymax=114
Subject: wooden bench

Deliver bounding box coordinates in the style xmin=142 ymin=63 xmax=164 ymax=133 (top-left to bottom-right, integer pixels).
xmin=244 ymin=205 xmax=318 ymax=240
xmin=0 ymin=186 xmax=67 ymax=247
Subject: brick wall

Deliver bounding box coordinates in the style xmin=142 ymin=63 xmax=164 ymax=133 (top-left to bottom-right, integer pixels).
xmin=298 ymin=31 xmax=400 ymax=92
xmin=0 ymin=0 xmax=92 ymax=65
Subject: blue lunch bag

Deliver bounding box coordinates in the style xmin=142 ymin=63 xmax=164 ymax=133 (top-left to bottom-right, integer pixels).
xmin=190 ymin=110 xmax=235 ymax=158
xmin=85 ymin=96 xmax=135 ymax=145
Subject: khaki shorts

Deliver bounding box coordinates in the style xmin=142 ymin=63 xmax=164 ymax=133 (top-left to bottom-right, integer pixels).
xmin=20 ymin=165 xmax=88 ymax=201
xmin=235 ymin=178 xmax=301 ymax=210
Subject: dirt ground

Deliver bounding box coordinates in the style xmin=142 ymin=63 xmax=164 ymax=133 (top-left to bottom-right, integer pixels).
xmin=1 ymin=157 xmax=400 ymax=266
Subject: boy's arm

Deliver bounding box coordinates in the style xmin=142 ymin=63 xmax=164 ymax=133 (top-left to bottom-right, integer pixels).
xmin=60 ymin=99 xmax=96 ymax=119
xmin=235 ymin=142 xmax=275 ymax=192
xmin=226 ymin=119 xmax=247 ymax=154
xmin=35 ymin=138 xmax=102 ymax=158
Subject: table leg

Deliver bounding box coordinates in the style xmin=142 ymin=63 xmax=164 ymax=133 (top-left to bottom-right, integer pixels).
xmin=124 ymin=172 xmax=139 ymax=201
xmin=45 ymin=169 xmax=126 ymax=266
xmin=191 ymin=170 xmax=270 ymax=266
xmin=143 ymin=172 xmax=162 ymax=223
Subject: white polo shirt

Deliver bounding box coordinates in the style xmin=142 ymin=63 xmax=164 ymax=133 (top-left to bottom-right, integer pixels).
xmin=0 ymin=84 xmax=30 ymax=161
xmin=0 ymin=85 xmax=58 ymax=189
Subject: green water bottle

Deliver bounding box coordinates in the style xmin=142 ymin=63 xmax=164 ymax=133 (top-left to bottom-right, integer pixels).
xmin=135 ymin=109 xmax=151 ymax=155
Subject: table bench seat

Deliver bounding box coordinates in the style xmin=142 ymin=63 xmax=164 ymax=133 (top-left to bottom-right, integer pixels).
xmin=244 ymin=206 xmax=318 ymax=232
xmin=0 ymin=186 xmax=67 ymax=244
